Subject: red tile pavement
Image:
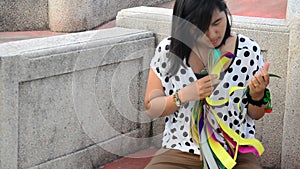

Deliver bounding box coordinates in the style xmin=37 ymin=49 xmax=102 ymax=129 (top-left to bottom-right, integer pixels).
xmin=0 ymin=31 xmax=64 ymax=43
xmin=95 ymin=20 xmax=116 ymax=30
xmin=155 ymin=0 xmax=287 ymax=19
xmin=227 ymin=0 xmax=287 ymax=19
xmin=99 ymin=148 xmax=158 ymax=169
xmin=152 ymin=0 xmax=287 ymax=19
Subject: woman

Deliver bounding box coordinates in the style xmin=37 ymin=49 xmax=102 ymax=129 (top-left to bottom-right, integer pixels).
xmin=144 ymin=0 xmax=270 ymax=168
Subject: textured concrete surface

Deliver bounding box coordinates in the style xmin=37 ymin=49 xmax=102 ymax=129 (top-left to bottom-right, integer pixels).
xmin=0 ymin=0 xmax=48 ymax=31
xmin=116 ymin=5 xmax=299 ymax=168
xmin=0 ymin=0 xmax=173 ymax=32
xmin=116 ymin=6 xmax=173 ymax=45
xmin=48 ymin=0 xmax=172 ymax=32
xmin=282 ymin=0 xmax=300 ymax=168
xmin=0 ymin=27 xmax=155 ymax=169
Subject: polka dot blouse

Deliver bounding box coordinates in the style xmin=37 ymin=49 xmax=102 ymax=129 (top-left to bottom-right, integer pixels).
xmin=150 ymin=34 xmax=265 ymax=155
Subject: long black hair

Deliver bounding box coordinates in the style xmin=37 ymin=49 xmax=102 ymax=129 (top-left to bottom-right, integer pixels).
xmin=167 ymin=0 xmax=232 ymax=75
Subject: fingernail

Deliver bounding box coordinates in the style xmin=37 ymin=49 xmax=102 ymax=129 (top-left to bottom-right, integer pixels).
xmin=211 ymin=74 xmax=218 ymax=78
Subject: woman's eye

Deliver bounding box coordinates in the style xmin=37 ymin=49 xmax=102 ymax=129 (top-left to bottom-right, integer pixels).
xmin=213 ymin=19 xmax=221 ymax=25
xmin=214 ymin=22 xmax=220 ymax=26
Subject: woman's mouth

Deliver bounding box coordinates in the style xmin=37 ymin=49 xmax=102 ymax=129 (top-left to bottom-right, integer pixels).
xmin=210 ymin=39 xmax=219 ymax=46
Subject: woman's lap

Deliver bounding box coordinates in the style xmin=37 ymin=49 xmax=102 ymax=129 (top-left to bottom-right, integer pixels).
xmin=144 ymin=149 xmax=202 ymax=169
xmin=145 ymin=148 xmax=262 ymax=169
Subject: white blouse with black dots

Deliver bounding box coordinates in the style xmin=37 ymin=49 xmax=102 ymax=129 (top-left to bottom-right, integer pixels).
xmin=150 ymin=34 xmax=265 ymax=155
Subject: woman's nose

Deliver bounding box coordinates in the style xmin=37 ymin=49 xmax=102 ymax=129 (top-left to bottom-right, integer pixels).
xmin=206 ymin=27 xmax=217 ymax=39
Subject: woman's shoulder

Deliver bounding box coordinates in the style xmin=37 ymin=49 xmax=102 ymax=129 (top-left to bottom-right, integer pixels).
xmin=236 ymin=34 xmax=261 ymax=55
xmin=151 ymin=36 xmax=172 ymax=63
xmin=155 ymin=36 xmax=172 ymax=54
xmin=237 ymin=34 xmax=261 ymax=49
xmin=150 ymin=37 xmax=172 ymax=77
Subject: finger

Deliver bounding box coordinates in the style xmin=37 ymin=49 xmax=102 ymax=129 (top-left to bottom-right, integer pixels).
xmin=197 ymin=77 xmax=215 ymax=87
xmin=198 ymin=89 xmax=212 ymax=99
xmin=204 ymin=88 xmax=214 ymax=97
xmin=210 ymin=74 xmax=218 ymax=80
xmin=198 ymin=75 xmax=213 ymax=83
xmin=252 ymin=83 xmax=258 ymax=88
xmin=200 ymin=82 xmax=215 ymax=90
xmin=259 ymin=62 xmax=270 ymax=75
xmin=251 ymin=79 xmax=263 ymax=91
xmin=264 ymin=62 xmax=270 ymax=72
xmin=255 ymin=72 xmax=269 ymax=87
xmin=261 ymin=62 xmax=270 ymax=82
xmin=200 ymin=83 xmax=214 ymax=93
xmin=252 ymin=76 xmax=260 ymax=86
xmin=254 ymin=74 xmax=264 ymax=85
xmin=201 ymin=89 xmax=213 ymax=97
xmin=249 ymin=81 xmax=256 ymax=93
xmin=211 ymin=79 xmax=221 ymax=86
xmin=261 ymin=72 xmax=269 ymax=84
xmin=249 ymin=80 xmax=260 ymax=93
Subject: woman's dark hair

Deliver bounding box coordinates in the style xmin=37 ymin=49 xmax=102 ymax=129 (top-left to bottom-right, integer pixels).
xmin=167 ymin=0 xmax=232 ymax=75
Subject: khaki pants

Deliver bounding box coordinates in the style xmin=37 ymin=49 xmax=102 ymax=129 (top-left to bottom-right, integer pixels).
xmin=145 ymin=149 xmax=262 ymax=169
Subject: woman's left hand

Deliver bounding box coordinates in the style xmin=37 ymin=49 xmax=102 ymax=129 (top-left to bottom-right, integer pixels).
xmin=248 ymin=62 xmax=270 ymax=101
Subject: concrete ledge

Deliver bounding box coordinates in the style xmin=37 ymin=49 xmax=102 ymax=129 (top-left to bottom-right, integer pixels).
xmin=116 ymin=6 xmax=173 ymax=44
xmin=0 ymin=0 xmax=173 ymax=32
xmin=0 ymin=27 xmax=155 ymax=169
xmin=48 ymin=0 xmax=173 ymax=32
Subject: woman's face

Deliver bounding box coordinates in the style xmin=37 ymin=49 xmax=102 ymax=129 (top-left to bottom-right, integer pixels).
xmin=205 ymin=8 xmax=227 ymax=48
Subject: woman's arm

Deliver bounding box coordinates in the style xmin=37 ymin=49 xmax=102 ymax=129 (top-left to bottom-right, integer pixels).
xmin=144 ymin=68 xmax=180 ymax=118
xmin=247 ymin=62 xmax=270 ymax=120
xmin=247 ymin=104 xmax=267 ymax=120
xmin=144 ymin=68 xmax=219 ymax=118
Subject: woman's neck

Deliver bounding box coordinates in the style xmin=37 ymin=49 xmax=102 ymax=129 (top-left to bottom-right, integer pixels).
xmin=188 ymin=51 xmax=205 ymax=74
xmin=188 ymin=33 xmax=237 ymax=74
xmin=217 ymin=33 xmax=237 ymax=55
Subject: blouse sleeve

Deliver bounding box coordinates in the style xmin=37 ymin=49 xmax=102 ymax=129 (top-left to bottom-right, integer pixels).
xmin=239 ymin=35 xmax=265 ymax=75
xmin=254 ymin=41 xmax=265 ymax=69
xmin=150 ymin=37 xmax=172 ymax=79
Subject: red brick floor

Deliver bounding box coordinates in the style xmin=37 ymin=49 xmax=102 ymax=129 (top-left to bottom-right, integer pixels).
xmin=99 ymin=148 xmax=158 ymax=169
xmin=153 ymin=0 xmax=287 ymax=19
xmin=227 ymin=0 xmax=286 ymax=19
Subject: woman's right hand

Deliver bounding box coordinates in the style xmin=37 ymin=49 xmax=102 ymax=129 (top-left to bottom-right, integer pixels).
xmin=144 ymin=69 xmax=219 ymax=118
xmin=179 ymin=74 xmax=219 ymax=103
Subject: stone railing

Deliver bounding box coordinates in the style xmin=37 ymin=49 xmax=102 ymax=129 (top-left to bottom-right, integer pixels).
xmin=0 ymin=27 xmax=156 ymax=169
xmin=116 ymin=1 xmax=300 ymax=168
xmin=0 ymin=0 xmax=172 ymax=32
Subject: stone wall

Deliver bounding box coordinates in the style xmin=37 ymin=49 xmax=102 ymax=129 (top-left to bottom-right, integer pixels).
xmin=0 ymin=27 xmax=156 ymax=169
xmin=116 ymin=5 xmax=300 ymax=169
xmin=282 ymin=0 xmax=300 ymax=168
xmin=0 ymin=0 xmax=172 ymax=32
xmin=0 ymin=0 xmax=48 ymax=31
